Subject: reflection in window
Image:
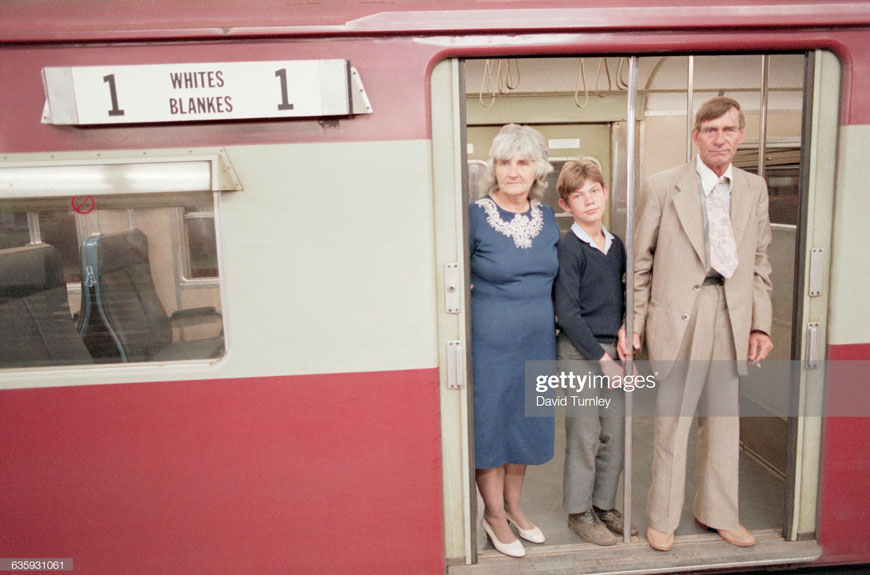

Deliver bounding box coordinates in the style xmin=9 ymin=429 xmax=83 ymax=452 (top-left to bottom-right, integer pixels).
xmin=39 ymin=210 xmax=82 ymax=283
xmin=0 ymin=212 xmax=29 ymax=249
xmin=734 ymin=146 xmax=800 ymax=226
xmin=0 ymin=192 xmax=224 ymax=370
xmin=182 ymin=207 xmax=218 ymax=279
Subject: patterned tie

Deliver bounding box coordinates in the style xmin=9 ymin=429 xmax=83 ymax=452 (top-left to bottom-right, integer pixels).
xmin=706 ymin=180 xmax=738 ymax=278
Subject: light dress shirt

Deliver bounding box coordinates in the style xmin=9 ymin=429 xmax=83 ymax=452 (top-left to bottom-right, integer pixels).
xmin=571 ymin=222 xmax=614 ymax=255
xmin=696 ymin=155 xmax=733 ymax=275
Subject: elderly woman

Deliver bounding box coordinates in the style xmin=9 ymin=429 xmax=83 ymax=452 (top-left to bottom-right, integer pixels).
xmin=469 ymin=124 xmax=559 ymax=558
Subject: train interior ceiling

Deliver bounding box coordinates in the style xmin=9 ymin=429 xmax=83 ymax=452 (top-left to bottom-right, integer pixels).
xmin=457 ymin=53 xmax=814 ymax=569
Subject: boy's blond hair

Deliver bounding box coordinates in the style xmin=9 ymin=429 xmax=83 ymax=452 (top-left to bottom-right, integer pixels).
xmin=556 ymin=157 xmax=606 ymax=202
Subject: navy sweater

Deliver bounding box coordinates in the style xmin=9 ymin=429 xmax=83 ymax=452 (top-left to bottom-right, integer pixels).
xmin=554 ymin=230 xmax=626 ymax=360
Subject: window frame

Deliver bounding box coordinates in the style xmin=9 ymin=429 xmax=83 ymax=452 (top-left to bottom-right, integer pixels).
xmin=0 ymin=149 xmax=240 ymax=374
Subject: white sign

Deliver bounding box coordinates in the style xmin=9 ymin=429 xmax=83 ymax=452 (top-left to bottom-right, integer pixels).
xmin=42 ymin=60 xmax=366 ymax=125
xmin=548 ymin=138 xmax=581 ymax=150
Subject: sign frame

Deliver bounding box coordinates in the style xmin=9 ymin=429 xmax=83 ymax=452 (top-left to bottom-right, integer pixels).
xmin=42 ymin=59 xmax=371 ymax=126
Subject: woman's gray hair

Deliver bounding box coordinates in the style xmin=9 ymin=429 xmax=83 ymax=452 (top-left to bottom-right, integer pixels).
xmin=482 ymin=124 xmax=553 ymax=201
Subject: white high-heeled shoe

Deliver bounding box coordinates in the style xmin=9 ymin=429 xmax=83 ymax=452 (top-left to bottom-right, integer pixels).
xmin=481 ymin=517 xmax=525 ymax=558
xmin=506 ymin=513 xmax=546 ymax=544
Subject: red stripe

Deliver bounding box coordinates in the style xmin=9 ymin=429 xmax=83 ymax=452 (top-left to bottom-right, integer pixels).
xmin=819 ymin=343 xmax=870 ymax=561
xmin=2 ymin=1 xmax=870 ymax=42
xmin=3 ymin=29 xmax=870 ymax=154
xmin=0 ymin=39 xmax=436 ymax=151
xmin=0 ymin=369 xmax=445 ymax=575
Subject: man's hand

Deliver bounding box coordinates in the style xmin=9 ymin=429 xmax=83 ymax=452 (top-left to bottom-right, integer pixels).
xmin=617 ymin=326 xmax=641 ymax=361
xmin=748 ymin=330 xmax=773 ymax=365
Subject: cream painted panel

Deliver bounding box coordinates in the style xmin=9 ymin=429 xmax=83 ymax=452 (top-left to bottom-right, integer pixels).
xmin=0 ymin=140 xmax=438 ymax=389
xmin=828 ymin=124 xmax=870 ymax=346
xmin=218 ymin=141 xmax=438 ymax=376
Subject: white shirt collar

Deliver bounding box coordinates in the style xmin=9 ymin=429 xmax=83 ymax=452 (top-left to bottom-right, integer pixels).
xmin=696 ymin=155 xmax=733 ymax=196
xmin=571 ymin=222 xmax=614 ymax=255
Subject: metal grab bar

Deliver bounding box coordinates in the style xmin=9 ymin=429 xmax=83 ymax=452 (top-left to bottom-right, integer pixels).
xmin=623 ymin=55 xmax=638 ymax=545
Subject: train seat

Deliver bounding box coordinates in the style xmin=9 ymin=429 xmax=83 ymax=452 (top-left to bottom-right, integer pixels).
xmin=0 ymin=243 xmax=93 ymax=368
xmin=77 ymin=229 xmax=224 ymax=363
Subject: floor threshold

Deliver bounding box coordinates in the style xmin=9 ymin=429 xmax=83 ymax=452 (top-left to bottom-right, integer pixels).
xmin=447 ymin=529 xmax=822 ymax=575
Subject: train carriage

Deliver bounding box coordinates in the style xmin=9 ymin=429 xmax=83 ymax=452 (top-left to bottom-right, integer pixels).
xmin=1 ymin=1 xmax=869 ymax=574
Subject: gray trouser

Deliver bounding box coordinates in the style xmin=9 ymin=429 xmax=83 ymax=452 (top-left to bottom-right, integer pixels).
xmin=559 ymin=333 xmax=626 ymax=513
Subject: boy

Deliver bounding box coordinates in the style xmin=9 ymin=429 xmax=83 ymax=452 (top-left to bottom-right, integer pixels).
xmin=554 ymin=158 xmax=637 ymax=545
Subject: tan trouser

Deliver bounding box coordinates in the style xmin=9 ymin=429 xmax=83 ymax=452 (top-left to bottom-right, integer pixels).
xmin=647 ymin=284 xmax=740 ymax=533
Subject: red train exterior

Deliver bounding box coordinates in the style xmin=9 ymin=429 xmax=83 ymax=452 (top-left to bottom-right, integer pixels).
xmin=1 ymin=2 xmax=869 ymax=574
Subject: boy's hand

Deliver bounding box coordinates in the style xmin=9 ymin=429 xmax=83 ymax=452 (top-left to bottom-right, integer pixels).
xmin=598 ymin=353 xmax=624 ymax=380
xmin=617 ymin=327 xmax=641 ymax=360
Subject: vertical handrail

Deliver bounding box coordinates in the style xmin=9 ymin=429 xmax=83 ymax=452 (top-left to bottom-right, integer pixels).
xmin=758 ymin=55 xmax=770 ymax=179
xmin=687 ymin=56 xmax=695 ymax=163
xmin=26 ymin=212 xmax=42 ymax=245
xmin=623 ymin=55 xmax=638 ymax=545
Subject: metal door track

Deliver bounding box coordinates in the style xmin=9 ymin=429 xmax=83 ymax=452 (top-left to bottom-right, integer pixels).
xmin=448 ymin=530 xmax=821 ymax=575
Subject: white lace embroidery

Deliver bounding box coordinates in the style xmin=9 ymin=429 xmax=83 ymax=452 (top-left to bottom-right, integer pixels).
xmin=476 ymin=197 xmax=544 ymax=249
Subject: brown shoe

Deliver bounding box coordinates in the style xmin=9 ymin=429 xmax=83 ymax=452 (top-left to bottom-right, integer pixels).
xmin=594 ymin=507 xmax=639 ymax=537
xmin=646 ymin=526 xmax=674 ymax=551
xmin=568 ymin=510 xmax=617 ymax=546
xmin=717 ymin=524 xmax=756 ymax=547
xmin=695 ymin=519 xmax=756 ymax=547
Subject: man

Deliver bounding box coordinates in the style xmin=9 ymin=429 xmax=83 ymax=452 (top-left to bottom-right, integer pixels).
xmin=628 ymin=96 xmax=774 ymax=551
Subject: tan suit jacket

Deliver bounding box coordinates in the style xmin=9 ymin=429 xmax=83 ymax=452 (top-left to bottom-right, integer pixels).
xmin=632 ymin=161 xmax=773 ymax=374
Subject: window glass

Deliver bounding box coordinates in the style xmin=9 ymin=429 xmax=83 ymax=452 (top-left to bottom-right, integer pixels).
xmin=734 ymin=147 xmax=800 ymax=226
xmin=39 ymin=210 xmax=82 ymax=283
xmin=0 ymin=212 xmax=29 ymax=249
xmin=467 ymin=160 xmax=488 ymax=202
xmin=0 ymin=191 xmax=224 ymax=369
xmin=182 ymin=206 xmax=219 ymax=279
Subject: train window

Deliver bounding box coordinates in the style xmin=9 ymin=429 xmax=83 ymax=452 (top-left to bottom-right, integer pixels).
xmin=180 ymin=206 xmax=218 ymax=280
xmin=467 ymin=160 xmax=488 ymax=201
xmin=734 ymin=146 xmax=800 ymax=225
xmin=38 ymin=210 xmax=83 ymax=283
xmin=0 ymin=172 xmax=226 ymax=369
xmin=0 ymin=210 xmax=82 ymax=282
xmin=0 ymin=211 xmax=30 ymax=248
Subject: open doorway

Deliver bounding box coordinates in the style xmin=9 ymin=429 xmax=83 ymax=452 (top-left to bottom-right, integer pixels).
xmin=445 ymin=52 xmax=831 ymax=570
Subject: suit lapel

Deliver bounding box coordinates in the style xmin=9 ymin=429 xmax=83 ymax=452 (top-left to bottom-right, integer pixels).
xmin=730 ymin=168 xmax=753 ymax=250
xmin=672 ymin=165 xmax=706 ymax=267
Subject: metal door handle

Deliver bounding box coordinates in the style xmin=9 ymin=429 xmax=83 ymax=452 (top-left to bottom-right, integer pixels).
xmin=447 ymin=340 xmax=464 ymax=389
xmin=806 ymin=322 xmax=819 ymax=369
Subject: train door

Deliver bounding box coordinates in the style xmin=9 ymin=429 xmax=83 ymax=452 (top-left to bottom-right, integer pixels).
xmin=436 ymin=50 xmax=838 ymax=572
xmin=432 ymin=59 xmax=477 ymax=566
xmin=622 ymin=50 xmax=839 ymax=547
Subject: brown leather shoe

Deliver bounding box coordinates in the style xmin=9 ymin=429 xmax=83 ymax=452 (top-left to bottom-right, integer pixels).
xmin=695 ymin=519 xmax=756 ymax=547
xmin=717 ymin=524 xmax=755 ymax=547
xmin=646 ymin=526 xmax=674 ymax=551
xmin=568 ymin=510 xmax=617 ymax=546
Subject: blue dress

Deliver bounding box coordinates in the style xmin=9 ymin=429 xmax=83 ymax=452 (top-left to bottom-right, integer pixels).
xmin=469 ymin=196 xmax=559 ymax=469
